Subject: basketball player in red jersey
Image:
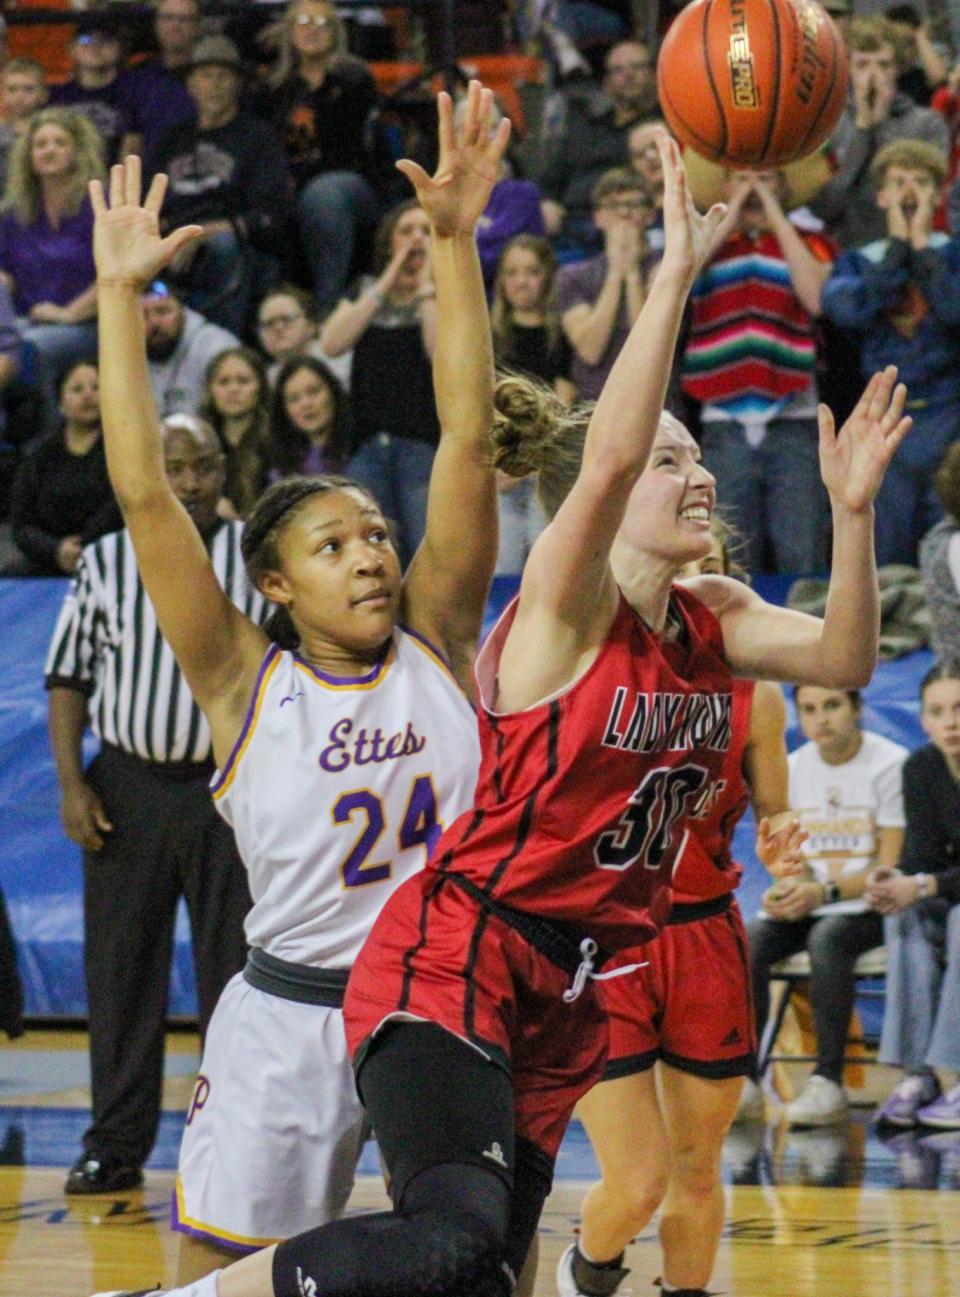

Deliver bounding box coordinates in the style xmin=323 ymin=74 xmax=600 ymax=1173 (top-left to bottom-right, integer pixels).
xmin=92 ymin=122 xmax=910 ymax=1297
xmin=564 ymin=518 xmax=805 ymax=1297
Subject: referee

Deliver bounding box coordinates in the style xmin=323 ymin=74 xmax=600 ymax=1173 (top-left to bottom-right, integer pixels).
xmin=44 ymin=416 xmax=265 ymax=1195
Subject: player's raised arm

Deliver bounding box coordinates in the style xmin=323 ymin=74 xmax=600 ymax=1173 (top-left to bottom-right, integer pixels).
xmin=397 ymin=83 xmax=509 ymax=685
xmin=697 ymin=367 xmax=911 ymax=689
xmin=506 ymin=136 xmax=726 ymax=667
xmin=92 ymin=157 xmax=268 ymax=740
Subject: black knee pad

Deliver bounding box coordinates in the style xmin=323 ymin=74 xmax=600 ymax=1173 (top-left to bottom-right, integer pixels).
xmin=406 ymin=1205 xmax=513 ymax=1297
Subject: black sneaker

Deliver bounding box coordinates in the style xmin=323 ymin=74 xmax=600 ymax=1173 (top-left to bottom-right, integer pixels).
xmin=65 ymin=1153 xmax=144 ymax=1195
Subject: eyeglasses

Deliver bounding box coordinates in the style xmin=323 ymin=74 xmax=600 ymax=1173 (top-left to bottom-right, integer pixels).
xmin=606 ymin=60 xmax=651 ymax=75
xmin=294 ymin=14 xmax=334 ymax=28
xmin=601 ymin=198 xmax=651 ymax=213
xmin=259 ymin=311 xmax=305 ymax=330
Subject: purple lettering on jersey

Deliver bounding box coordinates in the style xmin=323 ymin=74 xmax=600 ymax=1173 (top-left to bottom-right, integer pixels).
xmin=319 ymin=718 xmax=427 ymax=773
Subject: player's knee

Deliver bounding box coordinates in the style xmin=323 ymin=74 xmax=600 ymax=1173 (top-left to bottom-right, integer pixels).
xmin=412 ymin=1206 xmax=512 ymax=1297
xmin=606 ymin=1165 xmax=667 ymax=1228
xmin=668 ymin=1141 xmax=721 ymax=1201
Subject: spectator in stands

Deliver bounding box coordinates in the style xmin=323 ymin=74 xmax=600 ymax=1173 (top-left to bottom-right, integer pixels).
xmin=154 ymin=35 xmax=290 ymax=336
xmin=143 ymin=281 xmax=239 ymax=418
xmin=50 ymin=16 xmax=137 ymax=164
xmin=5 ymin=360 xmax=120 ymax=576
xmin=886 ymin=5 xmax=949 ymax=107
xmin=263 ymin=0 xmax=380 ymax=313
xmin=869 ymin=665 xmax=960 ymax=1130
xmin=920 ymin=442 xmax=960 ymax=671
xmin=821 ymin=140 xmax=960 ymax=566
xmin=0 ymin=57 xmax=49 ymax=194
xmin=319 ymin=199 xmax=438 ymax=565
xmin=626 ymin=115 xmax=666 ymax=249
xmin=739 ymin=687 xmax=906 ymax=1128
xmin=0 ymin=276 xmax=19 ymax=433
xmin=45 ymin=414 xmax=261 ymax=1195
xmin=255 ymin=283 xmax=350 ymax=391
xmin=555 ymin=167 xmax=660 ymax=401
xmin=490 ymin=233 xmax=573 ymax=577
xmin=681 ymin=169 xmax=835 ymax=575
xmin=200 ymin=346 xmax=272 ymax=518
xmin=269 ymin=354 xmax=350 ymax=477
xmin=934 ymin=61 xmax=960 ymax=227
xmin=119 ymin=0 xmax=199 ymax=173
xmin=0 ymin=107 xmax=104 ymax=415
xmin=538 ymin=39 xmax=659 ymax=251
xmin=810 ymin=17 xmax=949 ymax=250
xmin=454 ymin=95 xmax=545 ymax=294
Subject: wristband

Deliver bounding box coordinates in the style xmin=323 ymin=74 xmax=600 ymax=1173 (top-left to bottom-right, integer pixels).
xmin=915 ymin=873 xmax=932 ymax=899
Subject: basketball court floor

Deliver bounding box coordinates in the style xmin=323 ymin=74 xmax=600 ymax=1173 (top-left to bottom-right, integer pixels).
xmin=1 ymin=1029 xmax=959 ymax=1297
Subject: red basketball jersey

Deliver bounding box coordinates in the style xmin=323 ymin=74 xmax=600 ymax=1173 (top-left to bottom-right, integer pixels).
xmin=670 ymin=676 xmax=755 ymax=904
xmin=425 ymin=586 xmax=736 ymax=954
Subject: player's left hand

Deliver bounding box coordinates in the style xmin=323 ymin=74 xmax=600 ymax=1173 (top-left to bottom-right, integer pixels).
xmin=395 ymin=80 xmax=511 ymax=237
xmin=818 ymin=366 xmax=912 ymax=514
xmin=756 ymin=817 xmax=808 ymax=878
xmin=90 ymin=155 xmax=203 ymax=288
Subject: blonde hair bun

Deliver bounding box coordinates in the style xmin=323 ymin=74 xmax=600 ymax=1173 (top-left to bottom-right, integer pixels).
xmin=491 ymin=373 xmax=563 ymax=478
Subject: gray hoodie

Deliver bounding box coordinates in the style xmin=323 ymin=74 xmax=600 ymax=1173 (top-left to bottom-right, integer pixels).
xmin=148 ymin=307 xmax=239 ymax=418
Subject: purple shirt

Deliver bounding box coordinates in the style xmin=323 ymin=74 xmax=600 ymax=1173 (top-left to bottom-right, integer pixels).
xmin=474 ymin=177 xmax=545 ymax=293
xmin=118 ymin=61 xmax=195 ymax=172
xmin=0 ymin=198 xmax=95 ymax=313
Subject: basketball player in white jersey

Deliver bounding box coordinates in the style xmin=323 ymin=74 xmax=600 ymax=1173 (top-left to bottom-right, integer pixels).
xmin=88 ymin=83 xmax=510 ymax=1281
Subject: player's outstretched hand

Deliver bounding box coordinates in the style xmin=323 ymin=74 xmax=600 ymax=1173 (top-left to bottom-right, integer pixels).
xmin=90 ymin=155 xmax=203 ymax=288
xmin=818 ymin=366 xmax=912 ymax=514
xmin=658 ymin=130 xmax=727 ymax=283
xmin=756 ymin=817 xmax=808 ymax=879
xmin=395 ymin=79 xmax=511 ymax=237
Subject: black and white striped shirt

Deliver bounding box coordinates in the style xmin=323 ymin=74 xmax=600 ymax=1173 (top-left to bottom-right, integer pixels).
xmin=44 ymin=522 xmax=267 ymax=764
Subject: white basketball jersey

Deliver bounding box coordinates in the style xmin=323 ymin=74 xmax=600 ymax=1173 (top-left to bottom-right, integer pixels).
xmin=211 ymin=629 xmax=480 ymax=966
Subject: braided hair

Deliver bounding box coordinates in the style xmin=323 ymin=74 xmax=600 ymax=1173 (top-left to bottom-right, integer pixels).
xmin=242 ymin=474 xmax=376 ymax=649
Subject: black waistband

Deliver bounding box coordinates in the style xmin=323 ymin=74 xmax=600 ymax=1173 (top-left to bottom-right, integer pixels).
xmin=100 ymin=742 xmax=215 ymax=783
xmin=665 ymin=892 xmax=733 ymax=926
xmin=243 ymin=947 xmax=350 ymax=1006
xmin=443 ymin=872 xmax=609 ymax=977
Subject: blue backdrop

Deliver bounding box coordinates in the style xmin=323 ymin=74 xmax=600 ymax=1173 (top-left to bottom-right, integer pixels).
xmin=0 ymin=575 xmax=931 ymax=1018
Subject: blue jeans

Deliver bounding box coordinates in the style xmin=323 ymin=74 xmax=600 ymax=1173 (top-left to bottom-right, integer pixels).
xmin=495 ymin=477 xmax=546 ymax=576
xmin=346 ymin=433 xmax=435 ymax=569
xmin=879 ymin=902 xmax=960 ymax=1073
xmin=554 ymin=1 xmax=627 ymax=43
xmin=174 ymin=229 xmax=252 ymax=338
xmin=297 ymin=172 xmax=379 ymax=313
xmin=700 ymin=417 xmax=826 ymax=574
xmin=872 ymin=402 xmax=960 ymax=567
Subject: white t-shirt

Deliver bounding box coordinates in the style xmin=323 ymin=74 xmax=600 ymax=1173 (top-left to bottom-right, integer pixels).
xmin=784 ymin=730 xmax=908 ymax=916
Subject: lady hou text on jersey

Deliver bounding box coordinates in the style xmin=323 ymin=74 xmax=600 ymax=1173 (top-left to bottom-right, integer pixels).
xmin=601 ymin=687 xmax=733 ymax=754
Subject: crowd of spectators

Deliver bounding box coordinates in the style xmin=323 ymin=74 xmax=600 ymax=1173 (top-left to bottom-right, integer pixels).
xmin=0 ymin=1 xmax=956 ymax=580
xmin=4 ymin=0 xmax=960 ymax=1169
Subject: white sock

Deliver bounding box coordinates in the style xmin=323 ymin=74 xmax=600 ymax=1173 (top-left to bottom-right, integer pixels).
xmin=169 ymin=1271 xmax=222 ymax=1297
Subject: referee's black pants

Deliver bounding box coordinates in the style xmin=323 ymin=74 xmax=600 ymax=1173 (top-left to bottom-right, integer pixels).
xmin=82 ymin=745 xmax=251 ymax=1167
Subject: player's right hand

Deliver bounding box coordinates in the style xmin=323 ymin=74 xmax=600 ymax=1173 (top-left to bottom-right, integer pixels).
xmin=61 ymin=780 xmax=114 ymax=852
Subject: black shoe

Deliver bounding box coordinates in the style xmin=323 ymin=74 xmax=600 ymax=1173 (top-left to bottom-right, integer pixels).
xmin=64 ymin=1153 xmax=143 ymax=1194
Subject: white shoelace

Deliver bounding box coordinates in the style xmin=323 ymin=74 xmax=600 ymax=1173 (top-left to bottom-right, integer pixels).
xmin=563 ymin=938 xmax=646 ymax=1003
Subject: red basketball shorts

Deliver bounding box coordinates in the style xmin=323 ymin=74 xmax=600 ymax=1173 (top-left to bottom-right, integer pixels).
xmin=344 ymin=872 xmax=609 ymax=1162
xmin=600 ymin=895 xmax=756 ymax=1080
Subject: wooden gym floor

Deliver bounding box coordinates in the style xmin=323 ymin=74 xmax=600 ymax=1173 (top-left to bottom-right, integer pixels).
xmin=1 ymin=1030 xmax=959 ymax=1297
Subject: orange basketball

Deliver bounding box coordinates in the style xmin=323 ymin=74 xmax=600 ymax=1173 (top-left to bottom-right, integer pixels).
xmin=657 ymin=0 xmax=848 ymax=168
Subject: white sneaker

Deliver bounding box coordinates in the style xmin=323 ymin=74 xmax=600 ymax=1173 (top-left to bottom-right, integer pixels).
xmin=557 ymin=1244 xmax=584 ymax=1297
xmin=785 ymin=1075 xmax=849 ymax=1127
xmin=556 ymin=1243 xmax=630 ymax=1297
xmin=734 ymin=1077 xmax=766 ymax=1123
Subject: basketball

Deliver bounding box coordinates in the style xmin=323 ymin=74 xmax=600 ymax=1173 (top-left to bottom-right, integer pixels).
xmin=657 ymin=0 xmax=848 ymax=168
